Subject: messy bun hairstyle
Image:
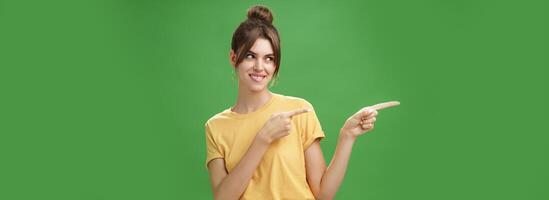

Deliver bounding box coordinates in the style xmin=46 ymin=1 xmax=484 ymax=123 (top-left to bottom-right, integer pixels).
xmin=231 ymin=5 xmax=281 ymax=78
xmin=247 ymin=5 xmax=273 ymax=23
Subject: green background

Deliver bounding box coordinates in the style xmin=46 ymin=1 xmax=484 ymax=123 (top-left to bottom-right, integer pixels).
xmin=1 ymin=0 xmax=548 ymax=199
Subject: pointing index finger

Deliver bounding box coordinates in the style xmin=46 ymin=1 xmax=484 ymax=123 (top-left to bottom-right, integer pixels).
xmin=286 ymin=108 xmax=311 ymax=117
xmin=369 ymin=101 xmax=401 ymax=111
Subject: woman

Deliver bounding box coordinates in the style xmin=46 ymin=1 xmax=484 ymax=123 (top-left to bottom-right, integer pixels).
xmin=205 ymin=5 xmax=399 ymax=200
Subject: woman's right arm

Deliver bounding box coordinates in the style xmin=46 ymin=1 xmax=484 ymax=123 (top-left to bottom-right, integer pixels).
xmin=208 ymin=135 xmax=270 ymax=200
xmin=207 ymin=108 xmax=310 ymax=200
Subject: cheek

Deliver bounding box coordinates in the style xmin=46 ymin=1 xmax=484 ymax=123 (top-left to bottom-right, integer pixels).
xmin=266 ymin=64 xmax=277 ymax=75
xmin=236 ymin=62 xmax=253 ymax=76
xmin=237 ymin=70 xmax=249 ymax=81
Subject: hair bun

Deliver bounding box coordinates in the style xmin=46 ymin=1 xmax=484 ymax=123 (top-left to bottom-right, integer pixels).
xmin=247 ymin=5 xmax=273 ymax=24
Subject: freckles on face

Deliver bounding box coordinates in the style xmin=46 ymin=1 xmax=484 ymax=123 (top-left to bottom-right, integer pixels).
xmin=236 ymin=38 xmax=276 ymax=91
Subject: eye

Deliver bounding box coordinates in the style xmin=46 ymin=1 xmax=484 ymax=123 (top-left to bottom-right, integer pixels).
xmin=246 ymin=54 xmax=254 ymax=59
xmin=266 ymin=56 xmax=274 ymax=62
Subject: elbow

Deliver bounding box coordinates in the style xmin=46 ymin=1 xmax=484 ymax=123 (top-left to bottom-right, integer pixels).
xmin=312 ymin=191 xmax=321 ymax=200
xmin=213 ymin=192 xmax=222 ymax=200
xmin=213 ymin=190 xmax=239 ymax=200
xmin=311 ymin=186 xmax=331 ymax=200
xmin=309 ymin=184 xmax=321 ymax=200
xmin=213 ymin=189 xmax=221 ymax=200
xmin=315 ymin=193 xmax=334 ymax=200
xmin=212 ymin=188 xmax=225 ymax=200
xmin=213 ymin=192 xmax=228 ymax=200
xmin=310 ymin=180 xmax=329 ymax=200
xmin=313 ymin=185 xmax=335 ymax=200
xmin=213 ymin=193 xmax=229 ymax=200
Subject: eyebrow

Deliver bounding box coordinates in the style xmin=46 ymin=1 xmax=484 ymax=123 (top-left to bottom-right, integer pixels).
xmin=247 ymin=50 xmax=274 ymax=57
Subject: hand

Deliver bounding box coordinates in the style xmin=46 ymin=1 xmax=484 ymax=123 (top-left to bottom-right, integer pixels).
xmin=340 ymin=101 xmax=400 ymax=139
xmin=257 ymin=108 xmax=310 ymax=144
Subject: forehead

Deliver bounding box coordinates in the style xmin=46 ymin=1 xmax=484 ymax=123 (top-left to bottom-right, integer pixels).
xmin=249 ymin=38 xmax=273 ymax=55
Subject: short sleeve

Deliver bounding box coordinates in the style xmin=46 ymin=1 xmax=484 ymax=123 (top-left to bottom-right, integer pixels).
xmin=205 ymin=122 xmax=223 ymax=168
xmin=299 ymin=101 xmax=325 ymax=151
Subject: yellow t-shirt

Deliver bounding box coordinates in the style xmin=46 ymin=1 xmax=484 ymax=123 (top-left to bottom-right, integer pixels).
xmin=205 ymin=93 xmax=325 ymax=200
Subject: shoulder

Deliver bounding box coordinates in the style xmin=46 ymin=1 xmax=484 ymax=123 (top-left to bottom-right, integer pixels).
xmin=204 ymin=108 xmax=232 ymax=130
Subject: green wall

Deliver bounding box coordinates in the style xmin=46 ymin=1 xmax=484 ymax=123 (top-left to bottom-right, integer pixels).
xmin=1 ymin=0 xmax=548 ymax=199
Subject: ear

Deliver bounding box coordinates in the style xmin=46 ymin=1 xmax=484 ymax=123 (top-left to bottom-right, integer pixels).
xmin=229 ymin=50 xmax=236 ymax=67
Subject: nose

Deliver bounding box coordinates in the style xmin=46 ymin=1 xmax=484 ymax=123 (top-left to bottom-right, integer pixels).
xmin=253 ymin=60 xmax=264 ymax=71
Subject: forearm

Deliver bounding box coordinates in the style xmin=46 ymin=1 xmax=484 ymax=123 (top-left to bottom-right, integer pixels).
xmin=319 ymin=132 xmax=356 ymax=200
xmin=214 ymin=135 xmax=270 ymax=200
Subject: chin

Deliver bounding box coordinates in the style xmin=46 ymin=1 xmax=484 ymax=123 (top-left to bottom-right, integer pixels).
xmin=238 ymin=76 xmax=272 ymax=93
xmin=247 ymin=79 xmax=272 ymax=92
xmin=248 ymin=85 xmax=268 ymax=93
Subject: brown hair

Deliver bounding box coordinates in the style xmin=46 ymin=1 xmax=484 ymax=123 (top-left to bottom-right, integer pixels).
xmin=231 ymin=5 xmax=281 ymax=78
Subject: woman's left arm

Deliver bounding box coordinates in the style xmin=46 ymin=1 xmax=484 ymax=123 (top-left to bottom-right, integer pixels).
xmin=305 ymin=101 xmax=400 ymax=200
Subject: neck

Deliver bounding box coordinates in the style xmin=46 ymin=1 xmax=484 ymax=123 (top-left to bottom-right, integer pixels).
xmin=232 ymin=87 xmax=273 ymax=114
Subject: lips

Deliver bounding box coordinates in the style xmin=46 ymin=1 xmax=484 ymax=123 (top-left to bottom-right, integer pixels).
xmin=249 ymin=73 xmax=267 ymax=82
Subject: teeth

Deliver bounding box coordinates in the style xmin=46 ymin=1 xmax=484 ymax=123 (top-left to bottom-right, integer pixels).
xmin=250 ymin=74 xmax=265 ymax=82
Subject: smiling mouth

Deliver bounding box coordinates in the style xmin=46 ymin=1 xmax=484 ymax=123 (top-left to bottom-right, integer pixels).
xmin=249 ymin=74 xmax=267 ymax=82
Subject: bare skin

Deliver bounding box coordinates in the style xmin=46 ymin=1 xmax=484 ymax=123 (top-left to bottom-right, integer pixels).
xmin=304 ymin=101 xmax=400 ymax=200
xmin=207 ymin=38 xmax=400 ymax=200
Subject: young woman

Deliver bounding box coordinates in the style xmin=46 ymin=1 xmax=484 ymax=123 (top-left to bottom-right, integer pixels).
xmin=205 ymin=5 xmax=399 ymax=200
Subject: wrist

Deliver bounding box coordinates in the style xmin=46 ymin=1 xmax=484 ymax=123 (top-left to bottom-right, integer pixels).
xmin=339 ymin=129 xmax=357 ymax=142
xmin=255 ymin=130 xmax=272 ymax=146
